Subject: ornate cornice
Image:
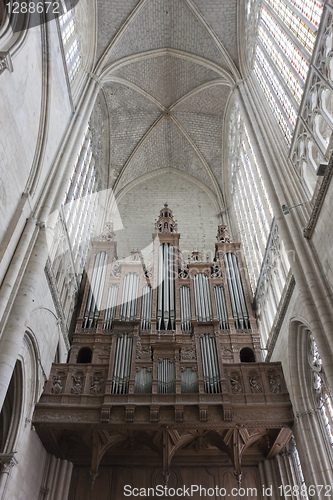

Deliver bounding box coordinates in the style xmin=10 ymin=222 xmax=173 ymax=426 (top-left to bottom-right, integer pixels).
xmin=265 ymin=273 xmax=296 ymax=362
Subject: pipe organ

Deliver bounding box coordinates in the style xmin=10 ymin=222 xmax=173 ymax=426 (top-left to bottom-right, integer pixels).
xmin=77 ymin=207 xmax=259 ymax=394
xmin=83 ymin=251 xmax=108 ymax=328
xmin=157 ymin=243 xmax=175 ymax=330
xmin=224 ymin=253 xmax=250 ymax=329
xmin=200 ymin=334 xmax=221 ymax=393
xmin=112 ymin=333 xmax=133 ymax=394
xmin=179 ymin=285 xmax=191 ymax=331
xmin=119 ymin=273 xmax=139 ymax=321
xmin=140 ymin=286 xmax=152 ymax=330
xmin=103 ymin=285 xmax=118 ymax=329
xmin=157 ymin=359 xmax=175 ymax=393
xmin=34 ymin=206 xmax=293 ymax=495
xmin=193 ymin=273 xmax=213 ymax=322
xmin=214 ymin=285 xmax=229 ymax=329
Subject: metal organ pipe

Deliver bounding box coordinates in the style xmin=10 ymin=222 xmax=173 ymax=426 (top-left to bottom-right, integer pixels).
xmin=112 ymin=334 xmax=133 ymax=394
xmin=158 ymin=359 xmax=175 ymax=393
xmin=180 ymin=286 xmax=191 ymax=331
xmin=231 ymin=253 xmax=250 ymax=328
xmin=157 ymin=244 xmax=175 ymax=330
xmin=119 ymin=273 xmax=139 ymax=322
xmin=200 ymin=335 xmax=221 ymax=393
xmin=141 ymin=286 xmax=152 ymax=330
xmin=103 ymin=285 xmax=119 ymax=329
xmin=214 ymin=286 xmax=229 ymax=329
xmin=83 ymin=252 xmax=108 ymax=328
xmin=224 ymin=254 xmax=250 ymax=329
xmin=193 ymin=273 xmax=212 ymax=322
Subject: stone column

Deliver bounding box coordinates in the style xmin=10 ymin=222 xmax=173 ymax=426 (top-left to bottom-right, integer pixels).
xmin=0 ymin=454 xmax=17 ymax=500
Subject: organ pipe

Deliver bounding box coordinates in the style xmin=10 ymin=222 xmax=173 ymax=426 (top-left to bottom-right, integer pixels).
xmin=158 ymin=359 xmax=175 ymax=393
xmin=181 ymin=368 xmax=198 ymax=393
xmin=119 ymin=273 xmax=139 ymax=322
xmin=112 ymin=334 xmax=133 ymax=394
xmin=200 ymin=335 xmax=221 ymax=393
xmin=193 ymin=273 xmax=213 ymax=322
xmin=103 ymin=285 xmax=119 ymax=329
xmin=83 ymin=252 xmax=108 ymax=328
xmin=214 ymin=285 xmax=229 ymax=329
xmin=141 ymin=286 xmax=152 ymax=330
xmin=224 ymin=253 xmax=250 ymax=329
xmin=180 ymin=286 xmax=191 ymax=331
xmin=157 ymin=244 xmax=175 ymax=330
xmin=134 ymin=368 xmax=152 ymax=393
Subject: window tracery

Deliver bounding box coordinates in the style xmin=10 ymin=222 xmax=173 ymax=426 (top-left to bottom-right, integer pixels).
xmin=309 ymin=335 xmax=333 ymax=445
xmin=254 ymin=0 xmax=324 ymax=144
xmin=228 ymin=103 xmax=273 ymax=292
xmin=59 ymin=0 xmax=81 ymax=83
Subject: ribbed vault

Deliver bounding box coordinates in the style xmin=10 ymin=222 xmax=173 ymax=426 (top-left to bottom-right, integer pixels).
xmin=91 ymin=0 xmax=247 ymax=216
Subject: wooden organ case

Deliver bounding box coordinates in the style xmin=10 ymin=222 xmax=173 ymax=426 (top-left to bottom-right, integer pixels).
xmin=33 ymin=205 xmax=293 ymax=499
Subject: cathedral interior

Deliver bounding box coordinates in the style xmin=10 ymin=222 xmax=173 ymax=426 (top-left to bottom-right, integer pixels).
xmin=1 ymin=0 xmax=333 ymax=499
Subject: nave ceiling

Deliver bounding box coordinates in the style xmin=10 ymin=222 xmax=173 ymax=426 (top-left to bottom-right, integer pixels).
xmin=87 ymin=0 xmax=254 ymax=214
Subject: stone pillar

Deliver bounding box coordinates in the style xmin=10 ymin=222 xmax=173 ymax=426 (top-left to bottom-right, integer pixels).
xmin=0 ymin=454 xmax=17 ymax=500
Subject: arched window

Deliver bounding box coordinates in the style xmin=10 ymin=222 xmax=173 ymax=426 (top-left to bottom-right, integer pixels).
xmin=228 ymin=103 xmax=273 ymax=292
xmin=309 ymin=335 xmax=333 ymax=445
xmin=59 ymin=0 xmax=81 ymax=83
xmin=254 ymin=0 xmax=324 ymax=144
xmin=0 ymin=361 xmax=22 ymax=453
xmin=62 ymin=124 xmax=98 ymax=275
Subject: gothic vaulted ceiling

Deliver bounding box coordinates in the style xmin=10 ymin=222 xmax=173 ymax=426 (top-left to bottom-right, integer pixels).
xmin=91 ymin=0 xmax=248 ymax=211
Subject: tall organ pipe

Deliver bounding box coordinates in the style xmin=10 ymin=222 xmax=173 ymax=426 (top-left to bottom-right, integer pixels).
xmin=200 ymin=335 xmax=221 ymax=393
xmin=141 ymin=286 xmax=152 ymax=330
xmin=224 ymin=254 xmax=240 ymax=328
xmin=214 ymin=286 xmax=229 ymax=329
xmin=120 ymin=273 xmax=139 ymax=322
xmin=103 ymin=285 xmax=119 ymax=329
xmin=112 ymin=334 xmax=133 ymax=394
xmin=231 ymin=253 xmax=250 ymax=328
xmin=158 ymin=359 xmax=175 ymax=393
xmin=157 ymin=244 xmax=175 ymax=330
xmin=180 ymin=286 xmax=191 ymax=331
xmin=224 ymin=254 xmax=250 ymax=329
xmin=157 ymin=245 xmax=163 ymax=330
xmin=194 ymin=273 xmax=212 ymax=322
xmin=83 ymin=252 xmax=108 ymax=328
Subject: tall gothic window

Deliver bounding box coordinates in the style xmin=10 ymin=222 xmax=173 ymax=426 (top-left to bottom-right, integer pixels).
xmin=254 ymin=0 xmax=324 ymax=144
xmin=309 ymin=335 xmax=333 ymax=445
xmin=62 ymin=124 xmax=98 ymax=274
xmin=59 ymin=0 xmax=81 ymax=83
xmin=229 ymin=103 xmax=273 ymax=292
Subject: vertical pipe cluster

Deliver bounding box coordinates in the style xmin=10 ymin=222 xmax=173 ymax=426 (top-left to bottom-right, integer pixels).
xmin=193 ymin=273 xmax=213 ymax=322
xmin=83 ymin=252 xmax=108 ymax=328
xmin=181 ymin=367 xmax=198 ymax=393
xmin=214 ymin=285 xmax=229 ymax=329
xmin=157 ymin=359 xmax=175 ymax=393
xmin=224 ymin=253 xmax=250 ymax=329
xmin=112 ymin=334 xmax=133 ymax=394
xmin=157 ymin=244 xmax=175 ymax=330
xmin=141 ymin=286 xmax=152 ymax=330
xmin=200 ymin=335 xmax=221 ymax=393
xmin=180 ymin=286 xmax=191 ymax=331
xmin=103 ymin=285 xmax=119 ymax=329
xmin=134 ymin=367 xmax=153 ymax=393
xmin=119 ymin=273 xmax=139 ymax=321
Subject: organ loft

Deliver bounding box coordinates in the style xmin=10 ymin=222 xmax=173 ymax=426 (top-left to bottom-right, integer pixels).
xmin=33 ymin=205 xmax=293 ymax=498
